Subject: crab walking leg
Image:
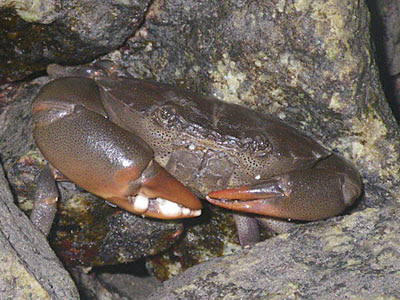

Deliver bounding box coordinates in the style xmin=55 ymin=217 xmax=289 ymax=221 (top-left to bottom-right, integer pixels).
xmin=207 ymin=154 xmax=361 ymax=222
xmin=232 ymin=214 xmax=260 ymax=246
xmin=30 ymin=165 xmax=58 ymax=236
xmin=32 ymin=78 xmax=202 ymax=224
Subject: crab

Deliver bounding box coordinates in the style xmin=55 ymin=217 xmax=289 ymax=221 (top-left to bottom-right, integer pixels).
xmin=31 ymin=65 xmax=362 ymax=245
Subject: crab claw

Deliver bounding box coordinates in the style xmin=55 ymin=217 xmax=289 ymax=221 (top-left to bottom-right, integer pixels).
xmin=207 ymin=164 xmax=361 ymax=221
xmin=206 ymin=177 xmax=289 ymax=218
xmin=32 ymin=77 xmax=202 ymax=220
xmin=110 ymin=160 xmax=202 ymax=219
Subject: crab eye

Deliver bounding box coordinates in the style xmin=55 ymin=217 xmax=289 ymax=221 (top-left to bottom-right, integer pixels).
xmin=156 ymin=105 xmax=178 ymax=127
xmin=250 ymin=135 xmax=269 ymax=152
xmin=242 ymin=133 xmax=270 ymax=156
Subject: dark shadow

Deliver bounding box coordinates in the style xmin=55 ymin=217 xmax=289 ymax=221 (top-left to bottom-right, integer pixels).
xmin=366 ymin=0 xmax=400 ymax=122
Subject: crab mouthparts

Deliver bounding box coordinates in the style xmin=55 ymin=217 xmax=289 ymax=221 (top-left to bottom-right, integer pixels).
xmin=129 ymin=194 xmax=202 ymax=218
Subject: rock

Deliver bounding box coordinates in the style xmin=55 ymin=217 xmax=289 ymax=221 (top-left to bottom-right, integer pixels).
xmin=0 ymin=0 xmax=151 ymax=82
xmin=370 ymin=0 xmax=400 ymax=77
xmin=368 ymin=0 xmax=400 ymax=120
xmin=0 ymin=0 xmax=59 ymax=24
xmin=147 ymin=204 xmax=400 ymax=299
xmin=0 ymin=161 xmax=79 ymax=299
xmin=68 ymin=262 xmax=162 ymax=300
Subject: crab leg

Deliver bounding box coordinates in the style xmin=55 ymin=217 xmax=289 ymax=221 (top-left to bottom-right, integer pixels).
xmin=30 ymin=165 xmax=58 ymax=236
xmin=207 ymin=154 xmax=361 ymax=221
xmin=232 ymin=214 xmax=260 ymax=246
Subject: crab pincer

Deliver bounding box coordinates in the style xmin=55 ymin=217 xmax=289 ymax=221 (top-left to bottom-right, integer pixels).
xmin=31 ymin=78 xmax=202 ymax=235
xmin=207 ymin=154 xmax=361 ymax=222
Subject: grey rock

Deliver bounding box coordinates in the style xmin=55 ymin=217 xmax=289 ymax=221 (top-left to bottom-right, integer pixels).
xmin=0 ymin=161 xmax=79 ymax=299
xmin=147 ymin=205 xmax=400 ymax=300
xmin=371 ymin=0 xmax=400 ymax=76
xmin=0 ymin=0 xmax=151 ymax=81
xmin=0 ymin=0 xmax=59 ymax=24
xmin=368 ymin=0 xmax=400 ymax=120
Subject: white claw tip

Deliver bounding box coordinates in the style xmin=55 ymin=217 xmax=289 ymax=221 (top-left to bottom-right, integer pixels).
xmin=182 ymin=208 xmax=191 ymax=216
xmin=191 ymin=209 xmax=202 ymax=217
xmin=156 ymin=198 xmax=202 ymax=218
xmin=157 ymin=198 xmax=182 ymax=218
xmin=130 ymin=194 xmax=149 ymax=213
xmin=129 ymin=195 xmax=202 ymax=219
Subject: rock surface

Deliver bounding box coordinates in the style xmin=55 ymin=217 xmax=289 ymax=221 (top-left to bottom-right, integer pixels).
xmin=370 ymin=0 xmax=400 ymax=77
xmin=0 ymin=0 xmax=150 ymax=82
xmin=368 ymin=0 xmax=400 ymax=120
xmin=0 ymin=162 xmax=79 ymax=299
xmin=147 ymin=205 xmax=400 ymax=299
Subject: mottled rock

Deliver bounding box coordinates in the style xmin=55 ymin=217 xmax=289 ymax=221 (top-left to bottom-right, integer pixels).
xmin=0 ymin=0 xmax=151 ymax=81
xmin=0 ymin=0 xmax=59 ymax=24
xmin=0 ymin=161 xmax=79 ymax=299
xmin=370 ymin=0 xmax=400 ymax=76
xmin=368 ymin=0 xmax=400 ymax=120
xmin=147 ymin=205 xmax=400 ymax=299
xmin=67 ymin=263 xmax=162 ymax=300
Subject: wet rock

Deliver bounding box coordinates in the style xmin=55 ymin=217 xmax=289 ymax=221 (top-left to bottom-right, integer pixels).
xmin=0 ymin=0 xmax=151 ymax=82
xmin=69 ymin=262 xmax=162 ymax=300
xmin=146 ymin=207 xmax=243 ymax=281
xmin=147 ymin=204 xmax=400 ymax=299
xmin=0 ymin=0 xmax=59 ymax=24
xmin=367 ymin=0 xmax=400 ymax=120
xmin=53 ymin=194 xmax=183 ymax=266
xmin=369 ymin=0 xmax=400 ymax=77
xmin=0 ymin=161 xmax=79 ymax=299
